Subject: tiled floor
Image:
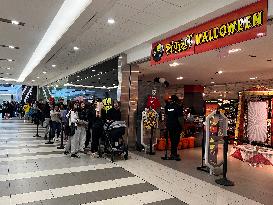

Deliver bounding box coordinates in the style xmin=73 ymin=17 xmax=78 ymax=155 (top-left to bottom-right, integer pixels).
xmin=133 ymin=147 xmax=273 ymax=205
xmin=0 ymin=119 xmax=184 ymax=205
xmin=0 ymin=119 xmax=266 ymax=205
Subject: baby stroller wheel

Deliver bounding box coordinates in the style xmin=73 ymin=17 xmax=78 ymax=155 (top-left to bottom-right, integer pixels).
xmin=111 ymin=151 xmax=114 ymax=162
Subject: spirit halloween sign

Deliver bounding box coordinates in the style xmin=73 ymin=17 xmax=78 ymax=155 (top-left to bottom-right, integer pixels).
xmin=151 ymin=0 xmax=267 ymax=65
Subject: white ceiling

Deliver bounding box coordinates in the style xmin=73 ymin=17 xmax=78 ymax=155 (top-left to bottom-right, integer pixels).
xmin=0 ymin=0 xmax=266 ymax=88
xmin=25 ymin=0 xmax=205 ymax=85
xmin=0 ymin=0 xmax=64 ymax=80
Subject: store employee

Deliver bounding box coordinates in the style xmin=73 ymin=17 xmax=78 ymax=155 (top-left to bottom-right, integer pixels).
xmin=165 ymin=95 xmax=183 ymax=161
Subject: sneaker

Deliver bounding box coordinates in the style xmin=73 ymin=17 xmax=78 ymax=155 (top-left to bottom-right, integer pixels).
xmin=71 ymin=154 xmax=80 ymax=158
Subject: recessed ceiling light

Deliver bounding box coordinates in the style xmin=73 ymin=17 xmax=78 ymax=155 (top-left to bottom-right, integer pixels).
xmin=6 ymin=67 xmax=11 ymax=70
xmin=8 ymin=45 xmax=15 ymax=49
xmin=176 ymin=76 xmax=183 ymax=80
xmin=43 ymin=71 xmax=47 ymax=74
xmin=11 ymin=20 xmax=19 ymax=25
xmin=77 ymin=79 xmax=79 ymax=81
xmin=73 ymin=46 xmax=79 ymax=51
xmin=77 ymin=76 xmax=80 ymax=78
xmin=211 ymin=81 xmax=215 ymax=84
xmin=218 ymin=70 xmax=223 ymax=74
xmin=92 ymin=70 xmax=95 ymax=72
xmin=107 ymin=18 xmax=115 ymax=24
xmin=228 ymin=48 xmax=241 ymax=54
xmin=7 ymin=59 xmax=13 ymax=62
xmin=250 ymin=77 xmax=257 ymax=80
xmin=169 ymin=62 xmax=180 ymax=67
xmin=52 ymin=64 xmax=56 ymax=68
xmin=36 ymin=77 xmax=40 ymax=79
xmin=32 ymin=80 xmax=35 ymax=82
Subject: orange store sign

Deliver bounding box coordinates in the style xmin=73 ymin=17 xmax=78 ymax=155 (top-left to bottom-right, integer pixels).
xmin=151 ymin=0 xmax=268 ymax=65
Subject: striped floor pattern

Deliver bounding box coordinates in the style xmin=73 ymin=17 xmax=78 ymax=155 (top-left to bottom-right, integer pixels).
xmin=0 ymin=119 xmax=184 ymax=205
xmin=0 ymin=119 xmax=262 ymax=205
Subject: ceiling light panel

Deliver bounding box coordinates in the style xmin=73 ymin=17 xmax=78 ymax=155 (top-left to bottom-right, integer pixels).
xmin=17 ymin=0 xmax=92 ymax=82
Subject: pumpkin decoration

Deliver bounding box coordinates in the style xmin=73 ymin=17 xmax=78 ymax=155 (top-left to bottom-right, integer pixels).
xmin=188 ymin=137 xmax=195 ymax=148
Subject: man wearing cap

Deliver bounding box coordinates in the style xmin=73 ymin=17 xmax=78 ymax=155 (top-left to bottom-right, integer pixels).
xmin=165 ymin=95 xmax=183 ymax=161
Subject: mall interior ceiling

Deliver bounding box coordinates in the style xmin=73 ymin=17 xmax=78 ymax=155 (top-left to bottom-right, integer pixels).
xmin=0 ymin=0 xmax=272 ymax=96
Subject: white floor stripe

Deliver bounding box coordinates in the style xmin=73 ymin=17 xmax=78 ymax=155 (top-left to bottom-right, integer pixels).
xmin=0 ymin=176 xmax=145 ymax=205
xmin=0 ymin=146 xmax=58 ymax=155
xmin=0 ymin=141 xmax=46 ymax=147
xmin=0 ymin=143 xmax=55 ymax=149
xmin=84 ymin=190 xmax=173 ymax=205
xmin=115 ymin=153 xmax=262 ymax=205
xmin=0 ymin=153 xmax=64 ymax=162
xmin=0 ymin=163 xmax=117 ymax=181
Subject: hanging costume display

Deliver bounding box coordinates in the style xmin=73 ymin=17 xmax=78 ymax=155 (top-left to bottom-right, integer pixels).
xmin=141 ymin=108 xmax=159 ymax=153
xmin=146 ymin=95 xmax=161 ymax=110
xmin=247 ymin=101 xmax=268 ymax=143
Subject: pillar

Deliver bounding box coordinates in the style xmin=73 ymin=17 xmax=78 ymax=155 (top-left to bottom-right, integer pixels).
xmin=119 ymin=54 xmax=139 ymax=148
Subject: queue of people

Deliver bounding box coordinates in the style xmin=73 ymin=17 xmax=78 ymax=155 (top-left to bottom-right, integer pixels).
xmin=0 ymin=98 xmax=122 ymax=159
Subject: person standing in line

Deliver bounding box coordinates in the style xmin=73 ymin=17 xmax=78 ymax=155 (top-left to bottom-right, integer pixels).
xmin=78 ymin=102 xmax=88 ymax=152
xmin=107 ymin=100 xmax=121 ymax=121
xmin=165 ymin=95 xmax=183 ymax=161
xmin=43 ymin=102 xmax=51 ymax=139
xmin=91 ymin=98 xmax=106 ymax=153
xmin=85 ymin=102 xmax=96 ymax=150
xmin=64 ymin=102 xmax=80 ymax=158
xmin=60 ymin=104 xmax=68 ymax=141
xmin=50 ymin=105 xmax=61 ymax=141
xmin=23 ymin=102 xmax=31 ymax=121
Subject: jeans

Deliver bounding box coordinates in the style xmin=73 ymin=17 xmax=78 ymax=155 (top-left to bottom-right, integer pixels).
xmin=78 ymin=126 xmax=86 ymax=152
xmin=52 ymin=121 xmax=61 ymax=138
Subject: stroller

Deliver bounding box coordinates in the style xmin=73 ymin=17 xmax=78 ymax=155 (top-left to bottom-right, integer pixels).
xmin=98 ymin=120 xmax=128 ymax=162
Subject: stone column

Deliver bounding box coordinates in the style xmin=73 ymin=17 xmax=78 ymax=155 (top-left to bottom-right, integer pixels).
xmin=119 ymin=55 xmax=139 ymax=148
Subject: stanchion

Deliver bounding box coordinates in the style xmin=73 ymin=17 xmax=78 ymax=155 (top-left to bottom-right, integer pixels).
xmin=197 ymin=124 xmax=209 ymax=172
xmin=149 ymin=126 xmax=155 ymax=155
xmin=33 ymin=115 xmax=41 ymax=138
xmin=161 ymin=129 xmax=169 ymax=160
xmin=215 ymin=136 xmax=234 ymax=186
xmin=45 ymin=121 xmax=54 ymax=144
xmin=57 ymin=122 xmax=65 ymax=149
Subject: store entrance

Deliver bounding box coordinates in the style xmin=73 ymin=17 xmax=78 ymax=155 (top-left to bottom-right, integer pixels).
xmin=134 ymin=23 xmax=273 ymax=205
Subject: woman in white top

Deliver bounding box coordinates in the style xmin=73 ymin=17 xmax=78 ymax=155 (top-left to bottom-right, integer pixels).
xmin=64 ymin=102 xmax=80 ymax=158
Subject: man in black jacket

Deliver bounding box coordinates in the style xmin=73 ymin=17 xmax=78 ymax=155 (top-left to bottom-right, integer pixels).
xmin=165 ymin=95 xmax=183 ymax=161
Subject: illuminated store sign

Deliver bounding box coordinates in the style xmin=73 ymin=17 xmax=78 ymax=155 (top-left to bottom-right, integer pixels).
xmin=151 ymin=0 xmax=267 ymax=65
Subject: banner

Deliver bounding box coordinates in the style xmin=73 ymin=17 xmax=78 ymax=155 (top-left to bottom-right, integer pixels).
xmin=151 ymin=0 xmax=268 ymax=65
